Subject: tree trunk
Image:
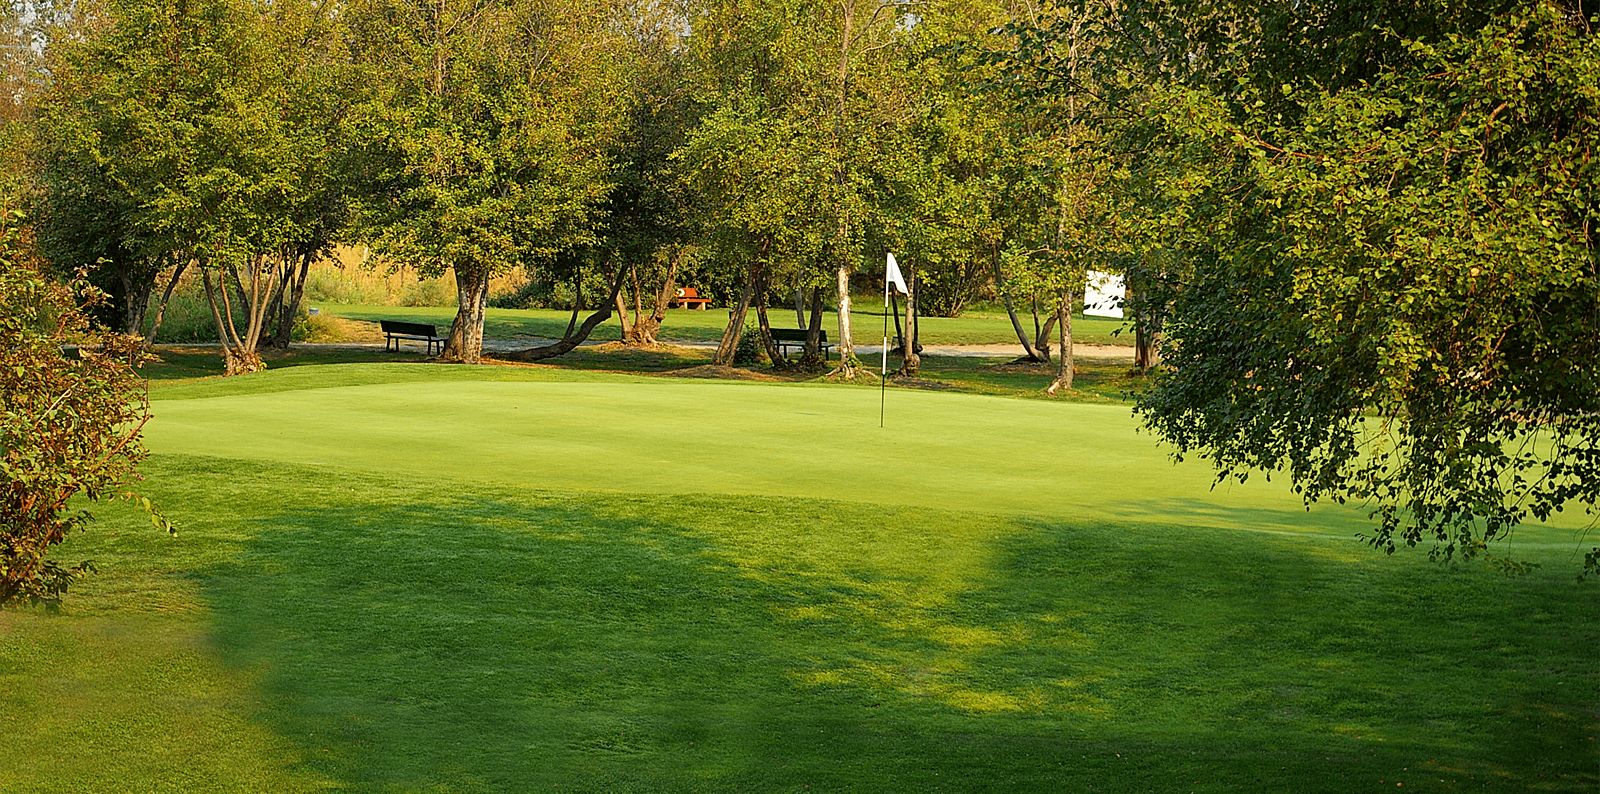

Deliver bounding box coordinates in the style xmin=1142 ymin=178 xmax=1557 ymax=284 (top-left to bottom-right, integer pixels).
xmin=144 ymin=259 xmax=187 ymax=348
xmin=832 ymin=263 xmax=857 ymax=375
xmin=1047 ymin=291 xmax=1075 ymax=395
xmin=268 ymin=251 xmax=314 ymax=349
xmin=714 ymin=264 xmax=759 ymax=366
xmin=442 ymin=266 xmax=490 ymax=363
xmin=613 ymin=265 xmax=636 ymax=342
xmin=753 ymin=266 xmax=789 ymax=370
xmin=793 ymin=287 xmax=807 ymax=328
xmin=623 ymin=249 xmax=682 ymax=346
xmin=119 ymin=269 xmax=153 ymax=337
xmin=502 ymin=265 xmax=628 ymax=361
xmin=991 ymin=246 xmax=1046 ymax=362
xmin=1035 ymin=311 xmax=1057 ymax=363
xmin=899 ymin=264 xmax=919 ymax=376
xmin=203 ymin=268 xmax=264 ymax=376
xmin=1134 ymin=282 xmax=1161 ymax=372
xmin=802 ymin=287 xmax=826 ymax=370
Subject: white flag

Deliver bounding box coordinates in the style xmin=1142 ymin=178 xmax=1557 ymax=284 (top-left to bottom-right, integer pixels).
xmin=1084 ymin=270 xmax=1125 ymax=319
xmin=885 ymin=252 xmax=909 ymax=295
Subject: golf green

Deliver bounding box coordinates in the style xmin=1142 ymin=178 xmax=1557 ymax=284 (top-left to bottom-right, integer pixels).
xmin=145 ymin=367 xmax=1379 ymax=538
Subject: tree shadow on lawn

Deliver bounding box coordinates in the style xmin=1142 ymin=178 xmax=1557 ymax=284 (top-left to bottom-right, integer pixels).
xmin=199 ymin=490 xmax=1598 ymax=793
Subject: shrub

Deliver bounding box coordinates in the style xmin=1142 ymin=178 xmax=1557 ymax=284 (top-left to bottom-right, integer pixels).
xmin=732 ymin=327 xmax=764 ymax=366
xmin=399 ymin=276 xmax=457 ymax=307
xmin=489 ymin=279 xmax=554 ymax=310
xmin=0 ymin=210 xmax=168 ymax=609
xmin=291 ymin=307 xmax=345 ymax=343
xmin=302 ymin=266 xmax=389 ymax=305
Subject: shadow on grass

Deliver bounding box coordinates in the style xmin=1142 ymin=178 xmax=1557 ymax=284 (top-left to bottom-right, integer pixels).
xmin=186 ymin=466 xmax=1598 ymax=793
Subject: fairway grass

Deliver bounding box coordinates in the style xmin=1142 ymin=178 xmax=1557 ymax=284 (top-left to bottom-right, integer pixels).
xmin=3 ymin=365 xmax=1596 ymax=792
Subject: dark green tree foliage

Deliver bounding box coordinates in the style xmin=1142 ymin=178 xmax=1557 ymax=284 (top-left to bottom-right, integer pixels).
xmin=1011 ymin=0 xmax=1599 ymax=569
xmin=345 ymin=0 xmax=627 ymax=363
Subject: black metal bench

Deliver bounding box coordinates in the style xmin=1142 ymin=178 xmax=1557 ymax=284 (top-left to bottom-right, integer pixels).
xmin=770 ymin=328 xmax=833 ymax=360
xmin=380 ymin=320 xmax=446 ymax=355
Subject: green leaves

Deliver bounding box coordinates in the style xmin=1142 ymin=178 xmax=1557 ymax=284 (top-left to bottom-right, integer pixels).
xmin=1105 ymin=1 xmax=1600 ymax=572
xmin=0 ymin=208 xmax=159 ymax=607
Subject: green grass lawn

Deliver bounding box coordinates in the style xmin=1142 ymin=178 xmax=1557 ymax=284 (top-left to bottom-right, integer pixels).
xmin=311 ymin=302 xmax=1133 ymax=347
xmin=3 ymin=364 xmax=1595 ymax=793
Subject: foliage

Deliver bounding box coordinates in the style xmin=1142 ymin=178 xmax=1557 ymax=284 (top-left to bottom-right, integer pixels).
xmin=731 ymin=325 xmax=764 ymax=366
xmin=1005 ymin=0 xmax=1600 ymax=570
xmin=0 ymin=209 xmax=167 ymax=609
xmin=345 ymin=0 xmax=629 ymax=361
xmin=31 ymin=0 xmax=350 ymax=369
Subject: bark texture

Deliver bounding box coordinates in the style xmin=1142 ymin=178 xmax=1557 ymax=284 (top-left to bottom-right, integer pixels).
xmin=714 ymin=264 xmax=759 ymax=366
xmin=1046 ymin=291 xmax=1076 ymax=395
xmin=899 ymin=266 xmax=919 ymax=376
xmin=442 ymin=266 xmax=491 ymax=363
xmin=500 ymin=265 xmax=628 ymax=362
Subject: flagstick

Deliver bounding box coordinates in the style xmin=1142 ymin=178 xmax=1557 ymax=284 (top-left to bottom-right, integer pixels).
xmin=880 ymin=276 xmax=889 ymax=428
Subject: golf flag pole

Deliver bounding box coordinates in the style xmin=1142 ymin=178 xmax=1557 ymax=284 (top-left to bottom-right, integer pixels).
xmin=882 ymin=253 xmax=908 ymax=427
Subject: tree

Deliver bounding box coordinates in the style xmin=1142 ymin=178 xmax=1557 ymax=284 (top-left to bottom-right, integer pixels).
xmin=0 ymin=208 xmax=168 ymax=609
xmin=346 ymin=0 xmax=628 ymax=364
xmin=33 ymin=0 xmax=326 ymax=374
xmin=1009 ymin=0 xmax=1600 ymax=569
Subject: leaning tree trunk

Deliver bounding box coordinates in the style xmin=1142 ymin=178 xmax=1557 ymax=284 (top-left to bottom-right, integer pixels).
xmin=752 ymin=266 xmax=790 ymax=370
xmin=1035 ymin=311 xmax=1057 ymax=363
xmin=562 ymin=266 xmax=584 ymax=339
xmin=714 ymin=264 xmax=760 ymax=366
xmin=268 ymin=251 xmax=314 ymax=349
xmin=990 ymin=246 xmax=1047 ymax=362
xmin=442 ymin=266 xmax=490 ymax=363
xmin=1046 ymin=290 xmax=1075 ymax=395
xmin=144 ymin=259 xmax=188 ymax=349
xmin=501 ymin=265 xmax=627 ymax=362
xmin=802 ymin=287 xmax=826 ymax=370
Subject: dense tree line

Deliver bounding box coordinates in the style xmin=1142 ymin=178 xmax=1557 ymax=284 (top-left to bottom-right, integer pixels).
xmin=4 ymin=0 xmax=1106 ymax=372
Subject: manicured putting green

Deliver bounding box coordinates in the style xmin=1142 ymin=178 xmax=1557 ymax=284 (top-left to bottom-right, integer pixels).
xmin=145 ymin=364 xmax=1377 ymax=538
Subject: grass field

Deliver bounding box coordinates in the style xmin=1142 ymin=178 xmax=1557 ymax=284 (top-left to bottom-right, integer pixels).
xmin=2 ymin=363 xmax=1595 ymax=793
xmin=310 ymin=303 xmax=1134 ymax=347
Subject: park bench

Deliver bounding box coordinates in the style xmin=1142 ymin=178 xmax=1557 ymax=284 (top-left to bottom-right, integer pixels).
xmin=669 ymin=287 xmax=712 ymax=310
xmin=380 ymin=320 xmax=446 ymax=356
xmin=770 ymin=328 xmax=833 ymax=360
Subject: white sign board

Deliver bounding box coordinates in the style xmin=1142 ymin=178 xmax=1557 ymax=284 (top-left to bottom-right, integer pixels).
xmin=1084 ymin=270 xmax=1125 ymax=319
